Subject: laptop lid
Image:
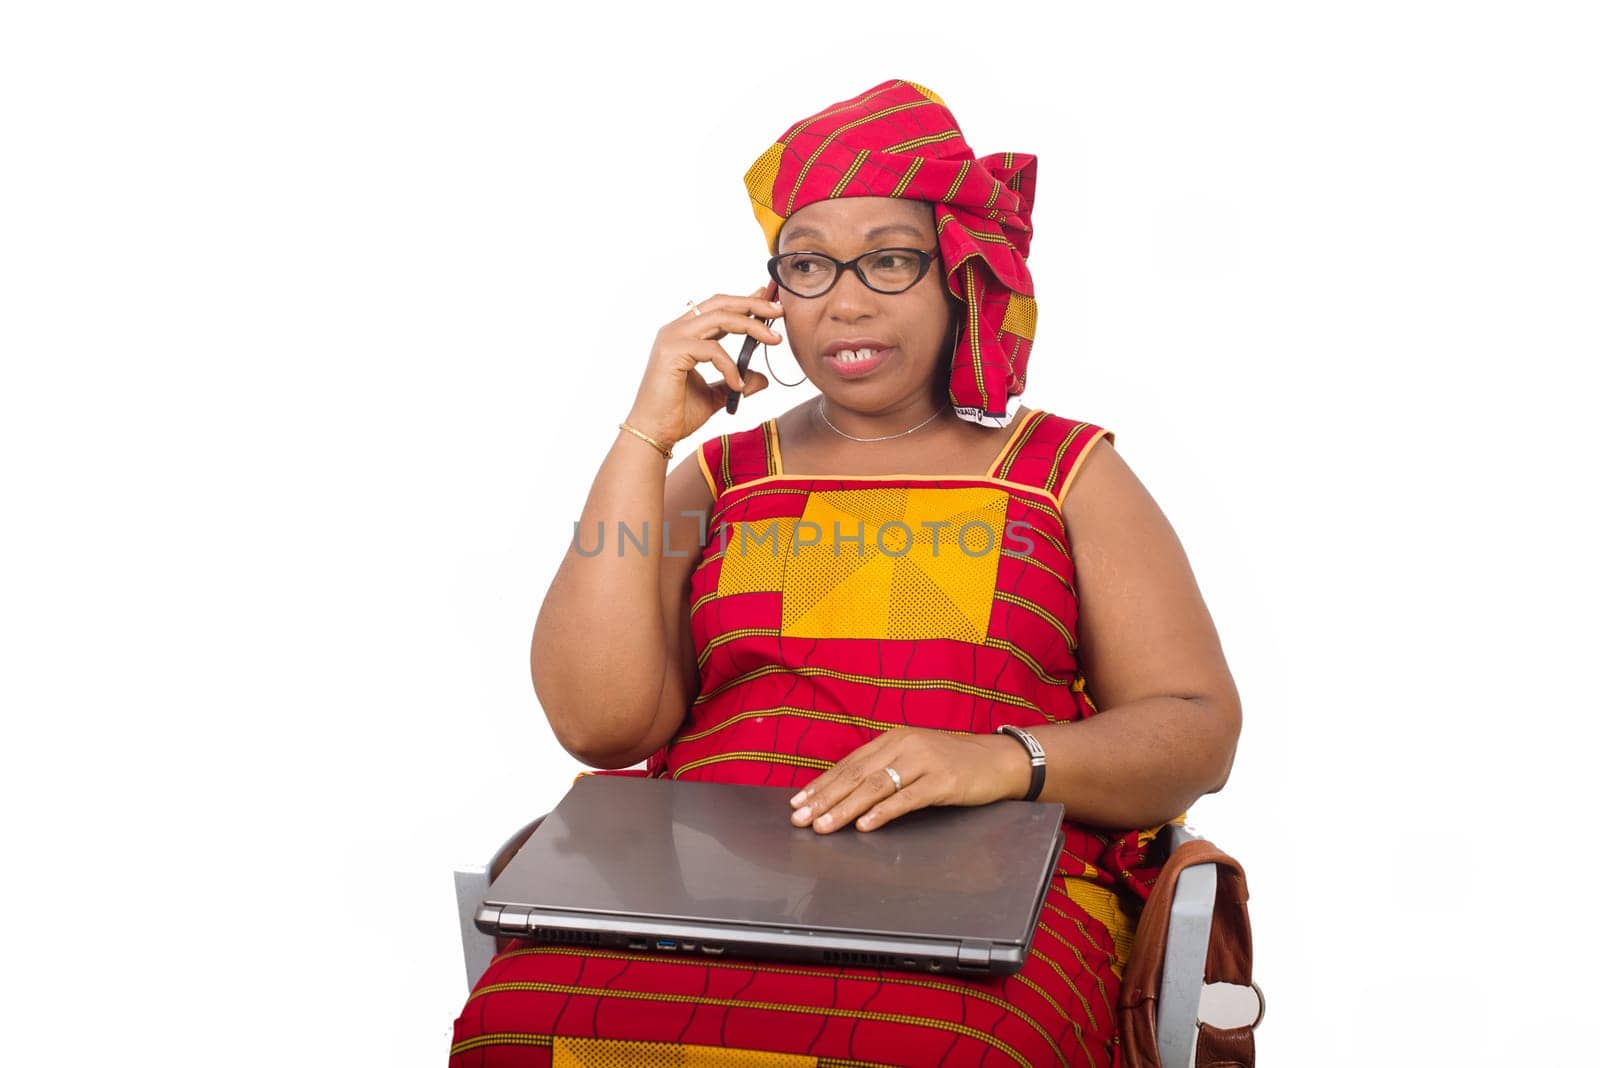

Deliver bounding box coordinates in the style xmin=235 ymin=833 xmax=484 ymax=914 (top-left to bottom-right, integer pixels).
xmin=477 ymin=774 xmax=1066 ymax=976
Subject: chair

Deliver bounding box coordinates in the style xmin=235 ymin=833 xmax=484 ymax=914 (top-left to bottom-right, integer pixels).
xmin=454 ymin=814 xmax=1260 ymax=1067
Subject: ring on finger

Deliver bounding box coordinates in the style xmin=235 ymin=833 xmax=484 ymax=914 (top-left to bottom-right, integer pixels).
xmin=884 ymin=766 xmax=902 ymax=792
xmin=685 ymin=299 xmax=703 ymax=317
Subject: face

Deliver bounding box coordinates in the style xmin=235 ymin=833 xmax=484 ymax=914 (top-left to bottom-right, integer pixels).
xmin=774 ymin=197 xmax=958 ymax=411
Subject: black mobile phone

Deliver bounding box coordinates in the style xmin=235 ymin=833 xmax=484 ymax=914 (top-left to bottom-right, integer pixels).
xmin=725 ymin=279 xmax=780 ymax=415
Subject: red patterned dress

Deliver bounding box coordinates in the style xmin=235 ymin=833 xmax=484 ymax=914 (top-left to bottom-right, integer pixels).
xmin=450 ymin=410 xmax=1182 ymax=1067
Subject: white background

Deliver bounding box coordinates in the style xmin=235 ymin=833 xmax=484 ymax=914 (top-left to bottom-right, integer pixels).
xmin=3 ymin=2 xmax=1594 ymax=1064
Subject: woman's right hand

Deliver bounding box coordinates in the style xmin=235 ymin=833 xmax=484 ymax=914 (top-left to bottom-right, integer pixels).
xmin=624 ymin=286 xmax=785 ymax=450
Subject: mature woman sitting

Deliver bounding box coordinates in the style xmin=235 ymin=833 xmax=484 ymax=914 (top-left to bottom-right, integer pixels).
xmin=449 ymin=77 xmax=1241 ymax=1068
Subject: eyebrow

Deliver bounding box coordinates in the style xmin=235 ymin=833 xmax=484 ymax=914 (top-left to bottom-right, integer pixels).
xmin=780 ymin=221 xmax=928 ymax=246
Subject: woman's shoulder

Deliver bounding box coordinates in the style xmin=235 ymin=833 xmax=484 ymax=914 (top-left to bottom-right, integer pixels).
xmin=1013 ymin=407 xmax=1114 ymax=444
xmin=996 ymin=407 xmax=1116 ymax=507
xmin=1045 ymin=416 xmax=1150 ymax=532
xmin=695 ymin=417 xmax=781 ymax=498
xmin=696 ymin=415 xmax=775 ymax=452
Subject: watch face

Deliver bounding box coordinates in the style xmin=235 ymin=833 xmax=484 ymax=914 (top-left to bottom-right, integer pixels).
xmin=999 ymin=725 xmax=1046 ymax=765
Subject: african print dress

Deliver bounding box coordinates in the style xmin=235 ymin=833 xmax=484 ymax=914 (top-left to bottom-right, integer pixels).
xmin=450 ymin=410 xmax=1182 ymax=1068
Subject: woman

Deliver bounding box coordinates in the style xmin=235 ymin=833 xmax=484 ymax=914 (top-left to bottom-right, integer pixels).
xmin=451 ymin=78 xmax=1241 ymax=1067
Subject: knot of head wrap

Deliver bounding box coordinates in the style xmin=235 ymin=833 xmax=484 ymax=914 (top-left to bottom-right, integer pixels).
xmin=743 ymin=78 xmax=1038 ymax=428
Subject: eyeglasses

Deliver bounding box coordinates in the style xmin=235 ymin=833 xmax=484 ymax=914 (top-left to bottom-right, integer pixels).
xmin=766 ymin=247 xmax=939 ymax=298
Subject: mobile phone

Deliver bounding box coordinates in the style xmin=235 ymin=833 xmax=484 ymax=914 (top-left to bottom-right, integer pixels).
xmin=725 ymin=279 xmax=780 ymax=415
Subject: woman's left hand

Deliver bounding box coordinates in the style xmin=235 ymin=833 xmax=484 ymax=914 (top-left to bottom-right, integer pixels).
xmin=790 ymin=727 xmax=1028 ymax=833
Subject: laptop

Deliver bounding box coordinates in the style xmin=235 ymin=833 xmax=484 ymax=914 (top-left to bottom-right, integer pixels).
xmin=475 ymin=773 xmax=1066 ymax=976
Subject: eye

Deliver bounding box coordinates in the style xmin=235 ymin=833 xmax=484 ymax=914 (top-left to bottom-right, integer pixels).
xmin=786 ymin=253 xmax=831 ymax=274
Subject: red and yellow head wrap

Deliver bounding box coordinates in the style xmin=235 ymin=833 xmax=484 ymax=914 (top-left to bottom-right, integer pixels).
xmin=744 ymin=78 xmax=1038 ymax=428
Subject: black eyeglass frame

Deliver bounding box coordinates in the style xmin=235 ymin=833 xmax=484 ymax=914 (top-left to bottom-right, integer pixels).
xmin=765 ymin=246 xmax=941 ymax=298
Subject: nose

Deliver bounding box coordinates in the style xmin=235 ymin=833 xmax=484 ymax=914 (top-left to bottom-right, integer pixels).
xmin=823 ymin=263 xmax=881 ymax=321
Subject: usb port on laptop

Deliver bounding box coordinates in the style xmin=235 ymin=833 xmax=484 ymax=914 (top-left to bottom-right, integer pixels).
xmin=655 ymin=939 xmax=678 ymax=950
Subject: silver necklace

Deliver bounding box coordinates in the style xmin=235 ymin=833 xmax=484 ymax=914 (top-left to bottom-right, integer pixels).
xmin=816 ymin=399 xmax=948 ymax=442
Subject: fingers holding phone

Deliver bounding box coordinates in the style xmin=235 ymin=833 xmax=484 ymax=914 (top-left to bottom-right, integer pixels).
xmin=726 ymin=279 xmax=783 ymax=415
xmin=625 ymin=285 xmax=784 ymax=453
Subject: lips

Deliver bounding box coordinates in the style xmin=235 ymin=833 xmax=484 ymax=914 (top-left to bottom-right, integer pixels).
xmin=823 ymin=347 xmax=893 ymax=379
xmin=822 ymin=337 xmax=893 ymax=356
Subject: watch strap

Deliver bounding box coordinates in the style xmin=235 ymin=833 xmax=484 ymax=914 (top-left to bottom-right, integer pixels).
xmin=994 ymin=724 xmax=1047 ymax=802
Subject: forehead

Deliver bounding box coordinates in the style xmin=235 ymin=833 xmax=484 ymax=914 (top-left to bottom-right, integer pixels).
xmin=778 ymin=197 xmax=934 ymax=249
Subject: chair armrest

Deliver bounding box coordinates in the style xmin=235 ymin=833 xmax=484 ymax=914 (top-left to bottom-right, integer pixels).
xmin=453 ymin=864 xmax=496 ymax=992
xmin=454 ymin=814 xmax=550 ymax=993
xmin=1156 ymin=822 xmax=1216 ymax=1067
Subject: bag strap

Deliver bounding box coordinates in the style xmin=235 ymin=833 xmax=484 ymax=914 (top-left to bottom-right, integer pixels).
xmin=1117 ymin=836 xmax=1261 ymax=1067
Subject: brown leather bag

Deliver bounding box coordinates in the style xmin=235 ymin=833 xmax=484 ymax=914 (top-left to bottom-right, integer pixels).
xmin=1117 ymin=835 xmax=1262 ymax=1067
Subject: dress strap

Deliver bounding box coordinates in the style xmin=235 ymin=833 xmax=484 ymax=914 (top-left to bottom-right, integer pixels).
xmin=990 ymin=410 xmax=1115 ymax=508
xmin=696 ymin=419 xmax=781 ymax=499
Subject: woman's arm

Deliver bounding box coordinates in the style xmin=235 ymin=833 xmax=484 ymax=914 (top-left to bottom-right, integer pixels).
xmin=786 ymin=436 xmax=1243 ymax=837
xmin=531 ymin=443 xmax=711 ymax=767
xmin=992 ymin=436 xmax=1242 ymax=828
xmin=533 ymin=286 xmax=776 ymax=767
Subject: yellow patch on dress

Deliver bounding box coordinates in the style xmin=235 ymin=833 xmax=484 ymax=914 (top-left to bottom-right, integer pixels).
xmin=554 ymin=1036 xmax=817 ymax=1067
xmin=715 ymin=518 xmax=798 ymax=597
xmin=780 ymin=487 xmax=1008 ymax=641
xmin=1062 ymin=877 xmax=1140 ymax=979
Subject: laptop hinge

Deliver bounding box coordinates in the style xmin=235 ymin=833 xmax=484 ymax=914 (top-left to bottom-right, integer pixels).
xmin=474 ymin=904 xmax=536 ymax=937
xmin=492 ymin=907 xmax=532 ymax=935
xmin=957 ymin=940 xmax=993 ymax=968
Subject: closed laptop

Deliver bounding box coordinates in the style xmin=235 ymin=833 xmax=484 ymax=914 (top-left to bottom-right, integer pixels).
xmin=476 ymin=774 xmax=1066 ymax=976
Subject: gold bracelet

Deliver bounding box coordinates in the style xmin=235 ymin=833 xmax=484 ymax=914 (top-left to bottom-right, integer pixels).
xmin=617 ymin=421 xmax=673 ymax=460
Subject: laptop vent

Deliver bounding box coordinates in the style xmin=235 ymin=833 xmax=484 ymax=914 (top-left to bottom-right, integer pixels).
xmin=821 ymin=949 xmax=897 ymax=968
xmin=534 ymin=928 xmax=604 ymax=946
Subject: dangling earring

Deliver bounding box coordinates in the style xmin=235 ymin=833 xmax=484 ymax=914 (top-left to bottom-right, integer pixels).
xmin=759 ymin=337 xmax=807 ymax=387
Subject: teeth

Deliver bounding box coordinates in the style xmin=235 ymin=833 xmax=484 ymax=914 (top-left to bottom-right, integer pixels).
xmin=835 ymin=348 xmax=878 ymax=362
